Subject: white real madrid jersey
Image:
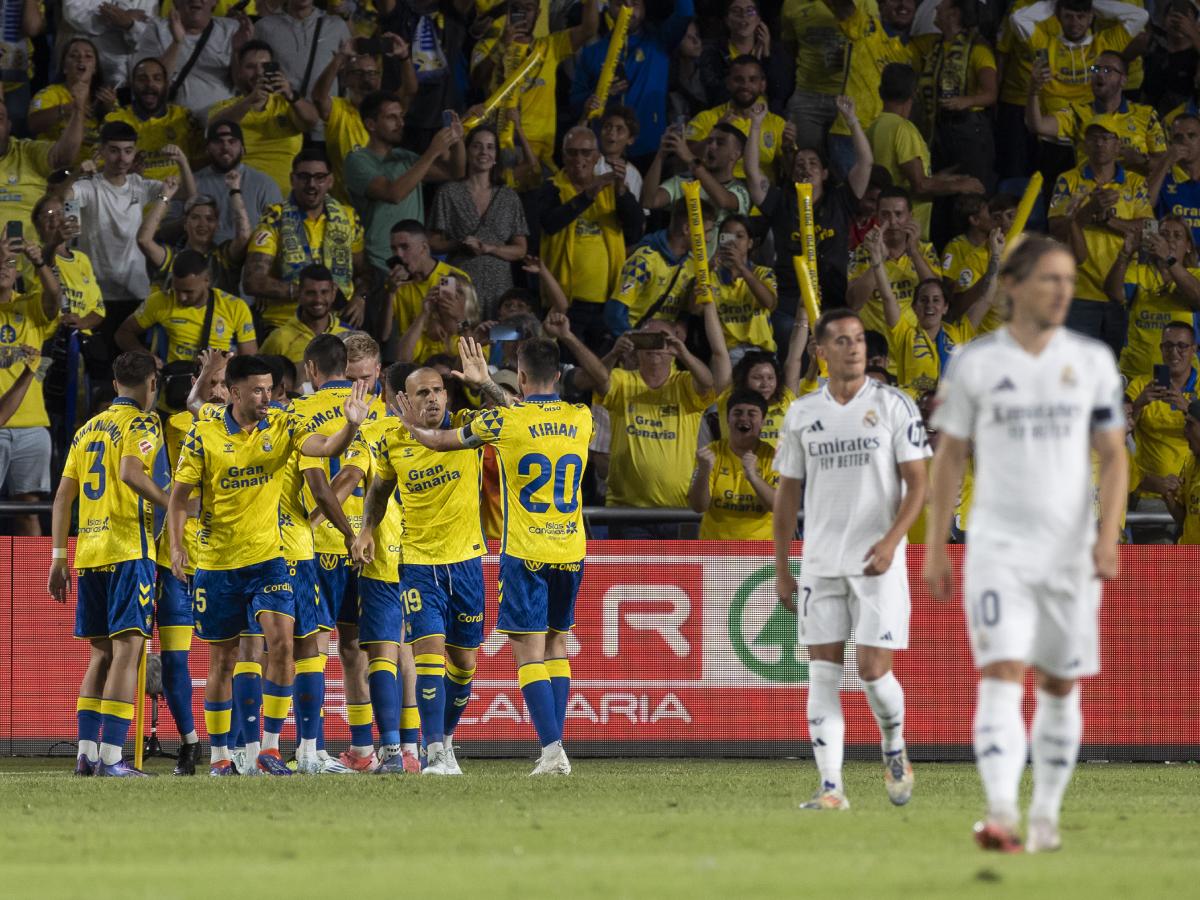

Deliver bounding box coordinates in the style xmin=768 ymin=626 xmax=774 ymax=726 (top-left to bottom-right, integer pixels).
xmin=775 ymin=378 xmax=931 ymax=577
xmin=931 ymin=327 xmax=1125 ymax=566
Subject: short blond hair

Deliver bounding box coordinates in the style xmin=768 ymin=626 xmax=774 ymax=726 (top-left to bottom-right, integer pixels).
xmin=343 ymin=331 xmax=380 ymax=363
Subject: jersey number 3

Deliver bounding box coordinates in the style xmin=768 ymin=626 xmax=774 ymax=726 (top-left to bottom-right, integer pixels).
xmin=84 ymin=442 xmax=106 ymax=500
xmin=517 ymin=453 xmax=583 ymax=514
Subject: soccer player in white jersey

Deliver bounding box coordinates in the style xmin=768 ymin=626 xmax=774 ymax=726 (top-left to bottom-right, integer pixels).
xmin=923 ymin=237 xmax=1128 ymax=854
xmin=774 ymin=309 xmax=930 ymax=811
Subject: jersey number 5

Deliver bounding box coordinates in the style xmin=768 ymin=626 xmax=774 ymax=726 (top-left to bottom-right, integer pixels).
xmin=517 ymin=452 xmax=583 ymax=514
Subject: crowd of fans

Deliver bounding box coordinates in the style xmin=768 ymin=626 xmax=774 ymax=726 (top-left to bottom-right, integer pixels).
xmin=1 ymin=0 xmax=1200 ymax=543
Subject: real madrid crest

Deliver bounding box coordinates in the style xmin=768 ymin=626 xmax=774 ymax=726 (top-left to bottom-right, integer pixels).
xmin=863 ymin=408 xmax=879 ymax=427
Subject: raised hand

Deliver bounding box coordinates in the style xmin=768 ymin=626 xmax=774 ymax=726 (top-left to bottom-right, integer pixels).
xmin=542 ymin=309 xmax=571 ymax=339
xmin=343 ymin=378 xmax=370 ymax=426
xmin=453 ymin=335 xmax=491 ymax=386
xmin=224 ymin=168 xmax=243 ymax=192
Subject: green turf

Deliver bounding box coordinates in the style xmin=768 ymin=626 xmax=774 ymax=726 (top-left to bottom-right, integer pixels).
xmin=0 ymin=758 xmax=1197 ymax=898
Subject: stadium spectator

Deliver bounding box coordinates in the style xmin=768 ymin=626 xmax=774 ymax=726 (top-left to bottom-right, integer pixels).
xmin=192 ymin=120 xmax=283 ymax=246
xmin=688 ymin=388 xmax=777 ymax=540
xmin=575 ymin=318 xmax=716 ymax=538
xmin=103 ymin=57 xmax=203 ymax=182
xmin=313 ymin=36 xmax=417 ymax=202
xmin=823 ymin=0 xmax=917 ymax=178
xmin=1143 ymin=0 xmax=1200 ymax=114
xmin=880 ymin=245 xmax=1000 ymax=399
xmin=747 ymin=96 xmax=871 ymax=354
xmin=0 ymin=236 xmax=61 ymax=536
xmin=780 ymin=0 xmax=852 ymax=155
xmin=572 ymin=0 xmax=696 ymax=163
xmin=396 ymin=276 xmax=481 ymax=365
xmin=70 ymin=121 xmax=169 ymax=332
xmin=643 ymin=122 xmax=751 ymax=237
xmin=696 ymin=0 xmax=781 ymax=111
xmin=133 ymin=0 xmax=245 ymax=115
xmin=942 ymin=193 xmax=1016 ymax=333
xmin=667 ymin=20 xmax=706 ymax=122
xmin=345 ymin=92 xmax=463 ymax=278
xmin=699 ymin=335 xmax=809 ymax=452
xmin=60 ymin=0 xmax=156 ymax=91
xmin=0 ymin=90 xmax=87 ymax=235
xmin=605 ymin=198 xmax=713 ymax=337
xmin=1049 ymin=118 xmax=1154 ymax=354
xmin=868 ymin=62 xmax=986 ymax=242
xmin=116 ymin=248 xmax=257 ymax=364
xmin=28 ymin=38 xmax=114 ymax=159
xmin=254 ymin=0 xmax=352 ymax=103
xmin=709 ymin=215 xmax=776 ymax=360
xmin=1166 ymin=398 xmax=1200 ymax=542
xmin=259 ymin=264 xmax=354 ymax=364
xmin=685 ymin=55 xmax=784 ymax=182
xmin=33 ymin=194 xmax=103 ymax=334
xmin=912 ymin=0 xmax=998 ymax=192
xmin=382 ymin=219 xmax=472 ymax=345
xmin=208 ymin=40 xmax=318 ymax=195
xmin=1153 ymin=115 xmax=1200 ymax=244
xmin=1104 ymin=218 xmax=1200 ymax=380
xmin=1127 ymin=321 xmax=1199 ymax=496
xmin=471 ymin=0 xmax=598 ymax=169
xmin=595 ymin=106 xmax=643 ymax=198
xmin=1026 ymin=50 xmax=1165 ymax=174
xmin=428 ymin=125 xmax=528 ymax=319
xmin=847 ymin=186 xmax=943 ymax=338
xmin=534 ymin=125 xmax=643 ymax=349
xmin=245 ymin=148 xmax=368 ymax=330
xmin=0 ymin=0 xmax=44 ymax=135
xmin=137 ymin=172 xmax=250 ymax=295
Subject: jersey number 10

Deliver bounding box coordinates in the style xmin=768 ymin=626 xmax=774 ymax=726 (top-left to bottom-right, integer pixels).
xmin=517 ymin=452 xmax=583 ymax=514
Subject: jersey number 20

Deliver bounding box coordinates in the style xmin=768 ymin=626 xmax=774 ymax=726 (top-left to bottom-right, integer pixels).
xmin=518 ymin=453 xmax=583 ymax=514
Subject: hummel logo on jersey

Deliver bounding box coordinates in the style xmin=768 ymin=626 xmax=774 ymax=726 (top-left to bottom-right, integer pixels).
xmin=992 ymin=377 xmax=1016 ymax=392
xmin=809 ymin=420 xmax=824 ymax=432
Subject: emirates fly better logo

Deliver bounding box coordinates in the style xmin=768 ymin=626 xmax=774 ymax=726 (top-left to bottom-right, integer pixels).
xmin=729 ymin=562 xmax=808 ymax=684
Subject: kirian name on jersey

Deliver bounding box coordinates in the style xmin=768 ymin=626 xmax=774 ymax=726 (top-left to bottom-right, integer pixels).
xmin=528 ymin=422 xmax=579 ymax=438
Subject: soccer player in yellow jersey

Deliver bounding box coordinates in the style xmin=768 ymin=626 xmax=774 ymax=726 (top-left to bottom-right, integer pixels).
xmin=168 ymin=355 xmax=368 ymax=776
xmin=48 ymin=351 xmax=169 ymax=777
xmin=348 ymin=363 xmax=421 ymax=774
xmin=397 ymin=335 xmax=593 ymax=776
xmin=354 ymin=348 xmax=497 ymax=775
xmin=153 ymin=351 xmax=231 ymax=776
xmin=689 ymin=390 xmax=779 ymax=540
xmin=292 ymin=334 xmax=385 ymax=772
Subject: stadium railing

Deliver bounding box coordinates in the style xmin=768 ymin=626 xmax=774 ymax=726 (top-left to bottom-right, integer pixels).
xmin=1 ymin=537 xmax=1195 ymax=761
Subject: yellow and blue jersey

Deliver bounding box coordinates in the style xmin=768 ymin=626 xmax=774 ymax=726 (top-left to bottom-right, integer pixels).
xmin=174 ymin=405 xmax=308 ymax=571
xmin=375 ymin=409 xmax=485 ymax=567
xmin=460 ymin=395 xmax=593 ymax=563
xmin=360 ymin=416 xmax=405 ymax=583
xmin=62 ymin=398 xmax=162 ymax=569
xmin=292 ymin=381 xmax=381 ymax=556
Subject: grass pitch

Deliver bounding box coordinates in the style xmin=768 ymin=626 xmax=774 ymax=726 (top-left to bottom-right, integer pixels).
xmin=1 ymin=758 xmax=1197 ymax=898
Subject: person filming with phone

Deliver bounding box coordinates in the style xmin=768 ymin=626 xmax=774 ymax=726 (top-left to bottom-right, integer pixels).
xmin=208 ymin=41 xmax=318 ymax=195
xmin=1126 ymin=321 xmax=1199 ymax=500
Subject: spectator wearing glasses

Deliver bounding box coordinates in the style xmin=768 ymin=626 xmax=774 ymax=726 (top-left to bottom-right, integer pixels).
xmin=534 ymin=125 xmax=643 ymax=350
xmin=245 ymin=149 xmax=368 ymax=331
xmin=1126 ymin=321 xmax=1199 ymax=497
xmin=1105 ymin=216 xmax=1200 ymax=380
xmin=1026 ymin=50 xmax=1166 ymax=175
